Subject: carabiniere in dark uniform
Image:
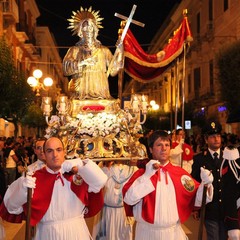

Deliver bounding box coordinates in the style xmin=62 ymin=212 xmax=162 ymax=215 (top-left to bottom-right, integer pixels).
xmin=191 ymin=121 xmax=229 ymax=240
xmin=191 ymin=148 xmax=224 ymax=223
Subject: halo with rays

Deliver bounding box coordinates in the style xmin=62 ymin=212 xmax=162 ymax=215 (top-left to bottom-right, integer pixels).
xmin=67 ymin=6 xmax=104 ymax=35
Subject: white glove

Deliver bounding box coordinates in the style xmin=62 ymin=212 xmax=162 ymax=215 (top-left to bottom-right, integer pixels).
xmin=78 ymin=159 xmax=107 ymax=192
xmin=62 ymin=158 xmax=83 ymax=173
xmin=144 ymin=160 xmax=159 ymax=178
xmin=228 ymin=229 xmax=240 ymax=240
xmin=200 ymin=167 xmax=213 ymax=185
xmin=23 ymin=174 xmax=36 ymax=189
xmin=62 ymin=160 xmax=75 ymax=173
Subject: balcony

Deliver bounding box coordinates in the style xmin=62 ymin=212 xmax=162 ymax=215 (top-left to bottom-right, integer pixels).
xmin=2 ymin=0 xmax=19 ymax=25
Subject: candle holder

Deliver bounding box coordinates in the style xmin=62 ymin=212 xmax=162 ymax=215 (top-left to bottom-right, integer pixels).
xmin=56 ymin=95 xmax=71 ymax=115
xmin=130 ymin=94 xmax=149 ymax=124
xmin=41 ymin=97 xmax=53 ymax=123
xmin=131 ymin=94 xmax=141 ymax=113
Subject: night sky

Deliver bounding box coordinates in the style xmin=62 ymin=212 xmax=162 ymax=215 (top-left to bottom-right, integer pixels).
xmin=35 ymin=0 xmax=181 ymax=97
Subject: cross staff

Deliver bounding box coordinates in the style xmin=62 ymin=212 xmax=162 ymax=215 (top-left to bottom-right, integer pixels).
xmin=106 ymin=4 xmax=145 ymax=77
xmin=114 ymin=12 xmax=145 ymax=28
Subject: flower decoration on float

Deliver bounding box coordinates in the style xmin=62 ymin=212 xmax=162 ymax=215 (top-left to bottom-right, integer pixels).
xmin=44 ymin=110 xmax=141 ymax=139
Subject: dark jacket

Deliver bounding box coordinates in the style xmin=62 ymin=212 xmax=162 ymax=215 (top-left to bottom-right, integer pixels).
xmin=191 ymin=149 xmax=224 ymax=222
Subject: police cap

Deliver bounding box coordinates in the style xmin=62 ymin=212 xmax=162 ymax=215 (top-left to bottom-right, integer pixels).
xmin=203 ymin=121 xmax=222 ymax=136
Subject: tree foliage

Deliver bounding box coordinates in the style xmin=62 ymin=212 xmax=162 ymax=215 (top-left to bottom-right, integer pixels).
xmin=0 ymin=36 xmax=35 ymax=133
xmin=21 ymin=103 xmax=47 ymax=131
xmin=217 ymin=41 xmax=240 ymax=114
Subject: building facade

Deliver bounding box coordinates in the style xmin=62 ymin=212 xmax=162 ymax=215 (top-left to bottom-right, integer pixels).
xmin=0 ymin=0 xmax=68 ymax=137
xmin=123 ymin=0 xmax=240 ymax=135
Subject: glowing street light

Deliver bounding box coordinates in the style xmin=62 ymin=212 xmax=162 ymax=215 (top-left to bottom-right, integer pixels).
xmin=150 ymin=100 xmax=159 ymax=110
xmin=27 ymin=69 xmax=53 ymax=96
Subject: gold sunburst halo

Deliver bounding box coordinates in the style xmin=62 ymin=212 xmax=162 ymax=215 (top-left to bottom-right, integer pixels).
xmin=68 ymin=6 xmax=104 ymax=35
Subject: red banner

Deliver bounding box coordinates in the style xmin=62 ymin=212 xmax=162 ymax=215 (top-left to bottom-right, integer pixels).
xmin=123 ymin=17 xmax=193 ymax=82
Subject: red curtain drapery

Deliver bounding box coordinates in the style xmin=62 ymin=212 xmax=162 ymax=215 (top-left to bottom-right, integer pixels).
xmin=123 ymin=16 xmax=193 ymax=82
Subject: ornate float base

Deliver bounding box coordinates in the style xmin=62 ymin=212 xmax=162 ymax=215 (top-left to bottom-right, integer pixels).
xmin=45 ymin=98 xmax=147 ymax=160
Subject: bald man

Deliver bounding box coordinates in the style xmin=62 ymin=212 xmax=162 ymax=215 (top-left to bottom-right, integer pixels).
xmin=1 ymin=137 xmax=107 ymax=240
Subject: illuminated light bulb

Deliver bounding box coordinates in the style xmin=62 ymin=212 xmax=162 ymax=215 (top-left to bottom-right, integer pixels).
xmin=152 ymin=104 xmax=159 ymax=110
xmin=150 ymin=100 xmax=156 ymax=106
xmin=27 ymin=76 xmax=37 ymax=87
xmin=33 ymin=69 xmax=43 ymax=79
xmin=44 ymin=77 xmax=53 ymax=87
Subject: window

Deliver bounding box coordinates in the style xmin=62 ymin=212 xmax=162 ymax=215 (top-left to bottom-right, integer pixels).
xmin=188 ymin=74 xmax=191 ymax=94
xmin=224 ymin=0 xmax=229 ymax=11
xmin=194 ymin=68 xmax=201 ymax=98
xmin=197 ymin=12 xmax=201 ymax=35
xmin=209 ymin=0 xmax=213 ymax=21
xmin=209 ymin=60 xmax=214 ymax=94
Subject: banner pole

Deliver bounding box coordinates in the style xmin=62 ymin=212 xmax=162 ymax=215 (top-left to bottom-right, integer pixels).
xmin=174 ymin=58 xmax=179 ymax=130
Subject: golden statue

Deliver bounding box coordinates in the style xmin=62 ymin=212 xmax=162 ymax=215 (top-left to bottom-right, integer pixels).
xmin=63 ymin=7 xmax=124 ymax=100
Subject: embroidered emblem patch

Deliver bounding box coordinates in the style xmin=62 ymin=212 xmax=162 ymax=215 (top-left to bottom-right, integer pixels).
xmin=181 ymin=175 xmax=195 ymax=192
xmin=74 ymin=174 xmax=83 ymax=185
xmin=185 ymin=148 xmax=190 ymax=155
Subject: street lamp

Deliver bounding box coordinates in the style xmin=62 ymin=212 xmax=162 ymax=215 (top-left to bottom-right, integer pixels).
xmin=27 ymin=69 xmax=53 ymax=96
xmin=149 ymin=100 xmax=159 ymax=110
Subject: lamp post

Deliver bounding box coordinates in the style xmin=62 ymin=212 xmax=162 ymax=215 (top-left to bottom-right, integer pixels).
xmin=27 ymin=69 xmax=53 ymax=96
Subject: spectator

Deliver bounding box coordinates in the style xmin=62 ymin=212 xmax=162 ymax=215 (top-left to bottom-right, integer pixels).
xmin=4 ymin=138 xmax=19 ymax=186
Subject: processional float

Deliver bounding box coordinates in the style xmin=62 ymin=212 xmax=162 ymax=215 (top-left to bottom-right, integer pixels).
xmin=40 ymin=5 xmax=193 ymax=163
xmin=41 ymin=5 xmax=148 ymax=162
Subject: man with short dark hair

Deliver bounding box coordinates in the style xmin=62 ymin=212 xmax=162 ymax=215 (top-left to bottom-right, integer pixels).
xmin=191 ymin=121 xmax=228 ymax=240
xmin=27 ymin=138 xmax=47 ymax=173
xmin=123 ymin=130 xmax=214 ymax=240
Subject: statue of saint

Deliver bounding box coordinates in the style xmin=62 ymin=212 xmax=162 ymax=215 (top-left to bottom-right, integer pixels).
xmin=63 ymin=7 xmax=123 ymax=100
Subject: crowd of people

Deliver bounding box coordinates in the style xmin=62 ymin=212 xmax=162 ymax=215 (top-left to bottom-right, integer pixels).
xmin=0 ymin=120 xmax=238 ymax=240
